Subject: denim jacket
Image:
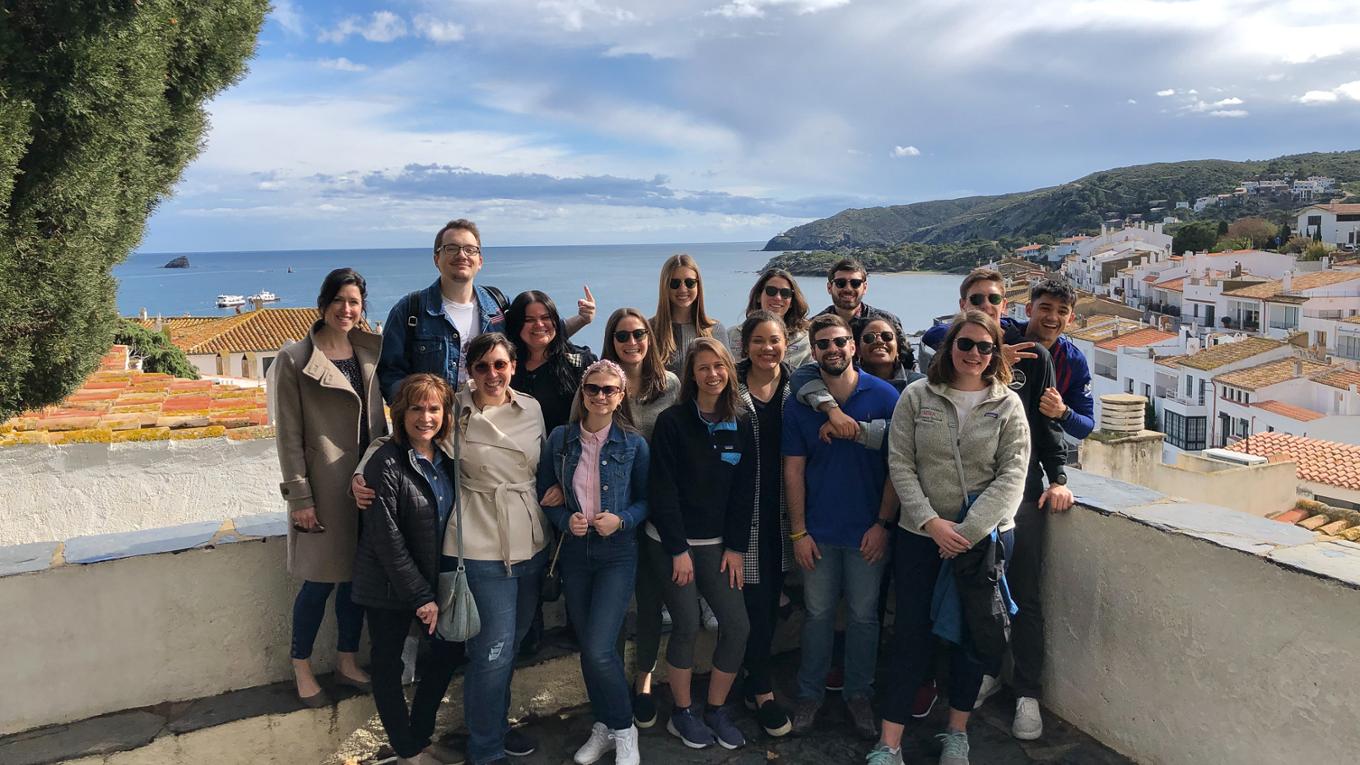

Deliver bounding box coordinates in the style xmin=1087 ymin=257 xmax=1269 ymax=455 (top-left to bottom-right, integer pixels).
xmin=536 ymin=423 xmax=650 ymax=542
xmin=377 ymin=278 xmax=507 ymax=402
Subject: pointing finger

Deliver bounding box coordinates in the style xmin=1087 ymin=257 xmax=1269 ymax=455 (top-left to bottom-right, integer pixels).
xmin=583 ymin=285 xmax=594 ymax=301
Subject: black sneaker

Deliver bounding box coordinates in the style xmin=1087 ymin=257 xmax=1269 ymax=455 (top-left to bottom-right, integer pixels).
xmin=633 ymin=690 xmax=658 ymax=729
xmin=504 ymin=728 xmax=537 ymax=757
xmin=754 ymin=698 xmax=792 ymax=737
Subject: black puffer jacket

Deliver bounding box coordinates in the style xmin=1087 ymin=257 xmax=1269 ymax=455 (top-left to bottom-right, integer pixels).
xmin=352 ymin=439 xmax=453 ymax=611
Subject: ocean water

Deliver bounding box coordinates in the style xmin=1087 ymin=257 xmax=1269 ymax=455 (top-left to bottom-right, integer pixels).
xmin=115 ymin=242 xmax=963 ymax=352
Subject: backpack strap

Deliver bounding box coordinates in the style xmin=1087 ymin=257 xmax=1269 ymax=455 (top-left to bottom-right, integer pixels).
xmin=481 ymin=284 xmax=510 ymax=314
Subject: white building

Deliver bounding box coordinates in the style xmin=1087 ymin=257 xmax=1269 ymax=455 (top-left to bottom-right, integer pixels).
xmin=1211 ymin=358 xmax=1360 ymax=446
xmin=1221 ymin=269 xmax=1360 ymax=339
xmin=1297 ymin=202 xmax=1360 ymax=248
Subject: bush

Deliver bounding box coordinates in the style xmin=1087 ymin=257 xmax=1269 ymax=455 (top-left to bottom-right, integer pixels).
xmin=0 ymin=0 xmax=268 ymax=420
xmin=112 ymin=320 xmax=200 ymax=379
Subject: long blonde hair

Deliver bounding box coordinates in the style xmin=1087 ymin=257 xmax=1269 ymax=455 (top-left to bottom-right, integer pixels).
xmin=650 ymin=253 xmax=718 ymax=365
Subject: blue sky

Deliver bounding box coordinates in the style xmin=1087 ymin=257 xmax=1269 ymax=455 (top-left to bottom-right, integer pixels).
xmin=140 ymin=0 xmax=1360 ymax=252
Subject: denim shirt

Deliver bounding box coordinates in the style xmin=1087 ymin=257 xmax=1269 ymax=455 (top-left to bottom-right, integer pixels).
xmin=536 ymin=422 xmax=650 ymax=540
xmin=377 ymin=278 xmax=507 ymax=403
xmin=410 ymin=446 xmax=455 ymax=531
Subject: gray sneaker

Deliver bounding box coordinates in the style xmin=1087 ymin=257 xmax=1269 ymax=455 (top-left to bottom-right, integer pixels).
xmin=937 ymin=730 xmax=970 ymax=765
xmin=845 ymin=695 xmax=878 ymax=740
xmin=864 ymin=743 xmax=903 ymax=765
xmin=791 ymin=698 xmax=821 ymax=734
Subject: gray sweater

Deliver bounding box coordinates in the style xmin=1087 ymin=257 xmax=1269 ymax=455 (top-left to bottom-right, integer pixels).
xmin=887 ymin=378 xmax=1030 ymax=544
xmin=632 ymin=371 xmax=680 ymax=441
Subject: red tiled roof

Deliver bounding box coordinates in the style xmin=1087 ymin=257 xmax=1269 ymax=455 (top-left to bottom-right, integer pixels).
xmin=1251 ymin=400 xmax=1325 ymax=422
xmin=1222 ymin=270 xmax=1360 ymax=300
xmin=0 ymin=345 xmax=271 ymax=447
xmin=1154 ymin=277 xmax=1185 ymax=293
xmin=1301 ymin=202 xmax=1360 ymax=215
xmin=1226 ymin=432 xmax=1360 ymax=491
xmin=1312 ymin=367 xmax=1360 ymax=391
xmin=1095 ymin=327 xmax=1178 ymax=350
xmin=1015 ymin=243 xmax=1043 ymax=252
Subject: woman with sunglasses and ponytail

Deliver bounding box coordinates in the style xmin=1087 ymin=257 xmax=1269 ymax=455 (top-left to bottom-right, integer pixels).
xmin=869 ymin=311 xmax=1030 ymax=765
xmin=650 ymin=254 xmax=724 ymax=374
xmin=600 ymin=307 xmax=680 ymax=729
xmin=728 ymin=269 xmax=811 ymax=368
xmin=537 ymin=359 xmax=650 ymax=765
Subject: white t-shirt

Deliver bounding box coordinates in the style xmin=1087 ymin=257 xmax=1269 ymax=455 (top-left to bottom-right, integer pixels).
xmin=442 ymin=298 xmax=477 ymax=385
xmin=943 ymin=387 xmax=989 ymax=430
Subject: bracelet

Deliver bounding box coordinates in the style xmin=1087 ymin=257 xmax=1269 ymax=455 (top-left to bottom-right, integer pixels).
xmin=789 ymin=530 xmax=808 ymax=542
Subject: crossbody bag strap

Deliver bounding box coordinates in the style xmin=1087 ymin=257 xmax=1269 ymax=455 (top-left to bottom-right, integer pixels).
xmin=453 ymin=409 xmax=468 ymax=573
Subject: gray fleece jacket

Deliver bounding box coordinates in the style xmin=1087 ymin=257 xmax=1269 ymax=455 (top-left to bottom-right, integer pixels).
xmin=887 ymin=377 xmax=1030 ymax=544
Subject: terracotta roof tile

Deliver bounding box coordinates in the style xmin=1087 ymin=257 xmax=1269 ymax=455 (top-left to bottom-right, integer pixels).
xmin=1226 ymin=432 xmax=1360 ymax=491
xmin=1177 ymin=337 xmax=1283 ymax=371
xmin=1302 ymin=202 xmax=1360 ymax=215
xmin=1250 ymin=400 xmax=1325 ymax=421
xmin=1222 ymin=270 xmax=1360 ymax=300
xmin=131 ymin=308 xmax=372 ymax=355
xmin=1095 ymin=327 xmax=1178 ymax=350
xmin=0 ymin=345 xmax=271 ymax=447
xmin=1153 ymin=277 xmax=1185 ymax=292
xmin=1311 ymin=367 xmax=1360 ymax=391
xmin=1214 ymin=358 xmax=1329 ymax=390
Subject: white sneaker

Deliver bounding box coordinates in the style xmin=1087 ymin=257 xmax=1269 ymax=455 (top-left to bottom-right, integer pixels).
xmin=700 ymin=597 xmax=718 ymax=632
xmin=400 ymin=635 xmax=419 ymax=685
xmin=575 ymin=721 xmax=615 ymax=764
xmin=612 ymin=725 xmax=640 ymax=765
xmin=973 ymin=674 xmax=1001 ymax=710
xmin=1012 ymin=697 xmax=1043 ymax=740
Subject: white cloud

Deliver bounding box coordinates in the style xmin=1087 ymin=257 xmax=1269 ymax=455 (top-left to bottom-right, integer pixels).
xmin=1298 ymin=90 xmax=1338 ymax=103
xmin=707 ymin=0 xmax=851 ymax=18
xmin=1214 ymin=96 xmax=1243 ymax=106
xmin=319 ymin=10 xmax=408 ymax=43
xmin=1156 ymin=89 xmax=1175 ymax=96
xmin=1187 ymin=89 xmax=1198 ymax=95
xmin=1208 ymin=109 xmax=1248 ymax=118
xmin=1336 ymin=81 xmax=1360 ymax=100
xmin=271 ymin=0 xmax=304 ymax=36
xmin=1127 ymin=98 xmax=1137 ymax=104
xmin=1298 ymin=80 xmax=1360 ymax=104
xmin=319 ymin=57 xmax=368 ymax=72
xmin=891 ymin=145 xmax=921 ymax=158
xmin=538 ymin=1 xmax=637 ymax=32
xmin=414 ymin=14 xmax=465 ymax=43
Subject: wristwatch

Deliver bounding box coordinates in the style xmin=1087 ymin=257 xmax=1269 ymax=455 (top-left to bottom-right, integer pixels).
xmin=1053 ymin=474 xmax=1068 ymax=486
xmin=878 ymin=518 xmax=895 ymax=530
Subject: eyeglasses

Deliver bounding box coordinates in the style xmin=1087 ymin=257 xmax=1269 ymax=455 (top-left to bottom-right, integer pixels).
xmin=669 ymin=278 xmax=698 ymax=290
xmin=613 ymin=328 xmax=649 ymax=343
xmin=582 ymin=383 xmax=622 ymax=398
xmin=832 ymin=278 xmax=865 ymax=289
xmin=438 ymin=243 xmax=481 ymax=257
xmin=813 ymin=336 xmax=852 ymax=350
xmin=763 ymin=285 xmax=794 ymax=300
xmin=955 ymin=338 xmax=995 ymax=355
xmin=472 ymin=359 xmax=511 ymax=374
xmin=968 ymin=293 xmax=1004 ymax=306
xmin=861 ymin=331 xmax=895 ymax=345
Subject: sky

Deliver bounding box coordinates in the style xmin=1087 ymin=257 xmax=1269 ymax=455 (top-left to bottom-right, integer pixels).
xmin=139 ymin=0 xmax=1360 ymax=252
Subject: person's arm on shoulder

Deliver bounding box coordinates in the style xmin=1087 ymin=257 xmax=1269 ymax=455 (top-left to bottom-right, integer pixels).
xmin=620 ymin=435 xmax=650 ymax=530
xmin=377 ymin=297 xmax=411 ymax=405
xmin=955 ymin=396 xmax=1031 ymax=544
xmin=921 ymin=322 xmax=947 ymax=351
xmin=272 ymin=351 xmax=314 ymax=513
xmin=362 ymin=456 xmax=435 ymax=608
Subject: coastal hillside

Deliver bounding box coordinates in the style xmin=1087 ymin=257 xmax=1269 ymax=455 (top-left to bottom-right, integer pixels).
xmin=764 ymin=150 xmax=1360 ymax=251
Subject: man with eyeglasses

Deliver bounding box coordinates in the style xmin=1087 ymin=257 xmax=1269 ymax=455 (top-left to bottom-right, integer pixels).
xmin=377 ymin=218 xmax=594 ymax=402
xmin=783 ymin=314 xmax=900 ymax=740
xmin=817 ymin=258 xmax=900 ymax=332
xmin=918 ymin=267 xmax=1076 ymax=741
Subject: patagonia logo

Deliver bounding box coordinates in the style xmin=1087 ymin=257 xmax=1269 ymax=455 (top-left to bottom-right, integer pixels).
xmin=1009 ymin=369 xmax=1027 ymax=390
xmin=720 ymin=452 xmax=741 ymax=466
xmin=918 ymin=407 xmax=944 ymax=424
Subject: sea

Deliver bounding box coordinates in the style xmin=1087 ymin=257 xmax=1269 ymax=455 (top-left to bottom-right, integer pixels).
xmin=114 ymin=242 xmax=963 ymax=352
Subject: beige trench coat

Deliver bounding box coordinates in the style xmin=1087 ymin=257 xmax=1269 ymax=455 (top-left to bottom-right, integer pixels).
xmin=273 ymin=325 xmax=389 ymax=582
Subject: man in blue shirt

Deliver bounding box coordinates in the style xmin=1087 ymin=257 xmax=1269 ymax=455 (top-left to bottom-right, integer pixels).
xmin=784 ymin=314 xmax=900 ymax=741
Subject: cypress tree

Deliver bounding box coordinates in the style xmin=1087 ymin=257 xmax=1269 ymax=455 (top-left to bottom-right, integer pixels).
xmin=0 ymin=0 xmax=268 ymax=420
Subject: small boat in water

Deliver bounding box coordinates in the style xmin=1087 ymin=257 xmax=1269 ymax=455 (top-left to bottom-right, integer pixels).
xmin=216 ymin=294 xmax=246 ymax=308
xmin=248 ymin=290 xmax=280 ymax=303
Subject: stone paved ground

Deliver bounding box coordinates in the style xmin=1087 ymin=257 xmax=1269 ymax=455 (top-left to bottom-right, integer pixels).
xmin=382 ymin=651 xmax=1131 ymax=765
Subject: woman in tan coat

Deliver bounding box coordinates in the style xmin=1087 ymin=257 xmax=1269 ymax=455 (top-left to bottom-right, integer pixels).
xmin=273 ymin=268 xmax=390 ymax=706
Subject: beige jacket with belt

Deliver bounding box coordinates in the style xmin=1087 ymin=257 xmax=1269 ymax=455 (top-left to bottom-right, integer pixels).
xmin=444 ymin=387 xmax=549 ymax=569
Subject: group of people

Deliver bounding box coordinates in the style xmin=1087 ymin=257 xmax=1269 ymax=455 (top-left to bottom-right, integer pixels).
xmin=271 ymin=217 xmax=1094 ymax=765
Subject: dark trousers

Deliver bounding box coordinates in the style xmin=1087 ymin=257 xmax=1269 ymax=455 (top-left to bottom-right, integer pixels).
xmin=1007 ymin=501 xmax=1046 ymax=699
xmin=291 ymin=580 xmax=364 ymax=660
xmin=882 ymin=528 xmax=1011 ymax=724
xmin=741 ymin=537 xmax=785 ymax=697
xmin=630 ymin=527 xmax=666 ymax=677
xmin=367 ymin=606 xmax=462 ymax=759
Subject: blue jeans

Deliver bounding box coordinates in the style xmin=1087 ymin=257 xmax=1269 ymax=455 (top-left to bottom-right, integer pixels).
xmin=796 ymin=543 xmax=885 ymax=702
xmin=291 ymin=580 xmax=363 ymax=660
xmin=453 ymin=551 xmax=547 ymax=765
xmin=561 ymin=534 xmax=638 ymax=730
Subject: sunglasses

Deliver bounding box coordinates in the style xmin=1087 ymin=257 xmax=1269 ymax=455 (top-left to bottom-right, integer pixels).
xmin=669 ymin=278 xmax=698 ymax=290
xmin=613 ymin=328 xmax=649 ymax=343
xmin=763 ymin=285 xmax=794 ymax=300
xmin=814 ymin=336 xmax=852 ymax=350
xmin=861 ymin=331 xmax=895 ymax=345
xmin=968 ymin=293 xmax=1004 ymax=306
xmin=472 ymin=359 xmax=511 ymax=374
xmin=955 ymin=338 xmax=996 ymax=355
xmin=832 ymin=278 xmax=865 ymax=289
xmin=582 ymin=383 xmax=622 ymax=398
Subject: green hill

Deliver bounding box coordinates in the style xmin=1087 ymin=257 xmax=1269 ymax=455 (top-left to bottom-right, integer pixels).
xmin=764 ymin=150 xmax=1360 ymax=251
